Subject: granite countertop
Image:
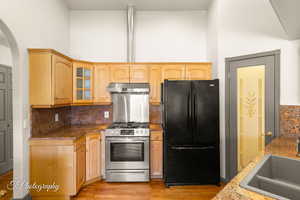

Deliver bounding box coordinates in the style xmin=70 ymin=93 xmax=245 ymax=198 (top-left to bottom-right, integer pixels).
xmin=213 ymin=134 xmax=300 ymax=200
xmin=30 ymin=123 xmax=163 ymax=141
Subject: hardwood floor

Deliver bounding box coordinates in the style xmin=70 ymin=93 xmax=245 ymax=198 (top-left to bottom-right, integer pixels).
xmin=0 ymin=171 xmax=13 ymax=200
xmin=73 ymin=180 xmax=224 ymax=200
xmin=0 ymin=172 xmax=223 ymax=200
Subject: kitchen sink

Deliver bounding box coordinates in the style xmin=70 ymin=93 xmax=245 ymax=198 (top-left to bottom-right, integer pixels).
xmin=240 ymin=154 xmax=300 ymax=200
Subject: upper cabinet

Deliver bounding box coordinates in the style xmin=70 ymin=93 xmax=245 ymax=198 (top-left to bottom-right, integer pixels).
xmin=29 ymin=49 xmax=73 ymax=108
xmin=110 ymin=64 xmax=130 ymax=83
xmin=130 ymin=64 xmax=149 ymax=83
xmin=94 ymin=64 xmax=111 ymax=104
xmin=73 ymin=62 xmax=94 ymax=104
xmin=186 ymin=63 xmax=212 ymax=80
xmin=149 ymin=65 xmax=162 ymax=104
xmin=161 ymin=64 xmax=185 ymax=81
xmin=29 ymin=49 xmax=212 ymax=107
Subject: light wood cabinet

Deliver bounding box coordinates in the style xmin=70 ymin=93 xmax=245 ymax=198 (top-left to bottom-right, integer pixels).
xmin=149 ymin=65 xmax=162 ymax=104
xmin=73 ymin=62 xmax=94 ymax=104
xmin=29 ymin=137 xmax=86 ymax=199
xmin=110 ymin=64 xmax=130 ymax=83
xmin=29 ymin=49 xmax=213 ymax=107
xmin=94 ymin=64 xmax=111 ymax=104
xmin=150 ymin=131 xmax=163 ymax=178
xmin=76 ymin=139 xmax=86 ymax=192
xmin=161 ymin=64 xmax=186 ymax=81
xmin=86 ymin=134 xmax=101 ymax=182
xmin=53 ymin=55 xmax=73 ymax=105
xmin=130 ymin=64 xmax=149 ymax=83
xmin=186 ymin=63 xmax=212 ymax=80
xmin=29 ymin=49 xmax=72 ymax=108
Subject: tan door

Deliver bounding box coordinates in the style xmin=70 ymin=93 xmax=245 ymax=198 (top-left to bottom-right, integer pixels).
xmin=76 ymin=144 xmax=86 ymax=192
xmin=130 ymin=64 xmax=149 ymax=83
xmin=161 ymin=64 xmax=185 ymax=81
xmin=53 ymin=55 xmax=73 ymax=105
xmin=109 ymin=64 xmax=130 ymax=83
xmin=149 ymin=65 xmax=162 ymax=104
xmin=73 ymin=62 xmax=94 ymax=104
xmin=186 ymin=63 xmax=212 ymax=80
xmin=94 ymin=64 xmax=111 ymax=104
xmin=237 ymin=66 xmax=265 ymax=171
xmin=150 ymin=131 xmax=163 ymax=178
xmin=86 ymin=135 xmax=101 ymax=181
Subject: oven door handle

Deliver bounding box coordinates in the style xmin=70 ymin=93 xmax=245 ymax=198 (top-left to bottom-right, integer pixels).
xmin=106 ymin=138 xmax=149 ymax=142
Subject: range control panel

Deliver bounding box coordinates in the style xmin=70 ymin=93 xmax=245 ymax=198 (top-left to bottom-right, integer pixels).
xmin=105 ymin=128 xmax=150 ymax=137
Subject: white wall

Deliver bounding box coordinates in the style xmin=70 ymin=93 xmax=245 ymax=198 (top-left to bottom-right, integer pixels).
xmin=69 ymin=10 xmax=208 ymax=62
xmin=207 ymin=0 xmax=219 ymax=78
xmin=135 ymin=11 xmax=208 ymax=62
xmin=70 ymin=10 xmax=127 ymax=62
xmin=207 ymin=0 xmax=300 ymax=179
xmin=0 ymin=45 xmax=12 ymax=66
xmin=0 ymin=0 xmax=70 ymax=198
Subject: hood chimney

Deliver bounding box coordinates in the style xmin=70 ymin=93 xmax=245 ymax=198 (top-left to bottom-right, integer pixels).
xmin=127 ymin=5 xmax=135 ymax=62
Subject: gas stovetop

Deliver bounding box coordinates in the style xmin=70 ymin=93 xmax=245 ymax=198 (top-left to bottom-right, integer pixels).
xmin=105 ymin=122 xmax=150 ymax=137
xmin=107 ymin=122 xmax=149 ymax=129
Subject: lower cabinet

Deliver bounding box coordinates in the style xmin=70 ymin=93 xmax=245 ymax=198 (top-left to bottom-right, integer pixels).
xmin=75 ymin=139 xmax=86 ymax=192
xmin=150 ymin=131 xmax=163 ymax=178
xmin=86 ymin=134 xmax=101 ymax=182
xmin=29 ymin=137 xmax=86 ymax=200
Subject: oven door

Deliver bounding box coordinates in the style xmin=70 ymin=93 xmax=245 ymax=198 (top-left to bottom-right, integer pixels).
xmin=106 ymin=136 xmax=149 ymax=170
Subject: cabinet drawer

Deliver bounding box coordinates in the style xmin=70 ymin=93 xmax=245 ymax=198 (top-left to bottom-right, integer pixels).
xmin=151 ymin=131 xmax=163 ymax=141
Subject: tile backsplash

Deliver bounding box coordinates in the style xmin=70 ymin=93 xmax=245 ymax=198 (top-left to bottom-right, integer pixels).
xmin=31 ymin=105 xmax=300 ymax=137
xmin=280 ymin=105 xmax=300 ymax=135
xmin=31 ymin=107 xmax=71 ymax=137
xmin=71 ymin=105 xmax=113 ymax=125
xmin=31 ymin=104 xmax=162 ymax=136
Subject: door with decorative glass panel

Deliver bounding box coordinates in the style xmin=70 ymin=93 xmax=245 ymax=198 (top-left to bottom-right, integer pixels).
xmin=73 ymin=62 xmax=93 ymax=104
xmin=228 ymin=55 xmax=277 ymax=175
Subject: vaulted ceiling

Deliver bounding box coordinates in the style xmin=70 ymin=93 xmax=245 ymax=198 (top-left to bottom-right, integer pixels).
xmin=64 ymin=0 xmax=212 ymax=10
xmin=270 ymin=0 xmax=300 ymax=40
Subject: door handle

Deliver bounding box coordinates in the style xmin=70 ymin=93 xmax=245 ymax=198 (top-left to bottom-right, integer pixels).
xmin=262 ymin=131 xmax=273 ymax=136
xmin=187 ymin=93 xmax=190 ymax=129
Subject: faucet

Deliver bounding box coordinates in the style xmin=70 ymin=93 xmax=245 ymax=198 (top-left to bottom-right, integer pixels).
xmin=297 ymin=137 xmax=300 ymax=157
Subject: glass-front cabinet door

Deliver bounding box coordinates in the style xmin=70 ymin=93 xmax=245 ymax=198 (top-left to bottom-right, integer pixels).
xmin=73 ymin=62 xmax=94 ymax=104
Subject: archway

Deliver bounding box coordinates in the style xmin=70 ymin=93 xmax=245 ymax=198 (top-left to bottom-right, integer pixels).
xmin=0 ymin=19 xmax=23 ymax=199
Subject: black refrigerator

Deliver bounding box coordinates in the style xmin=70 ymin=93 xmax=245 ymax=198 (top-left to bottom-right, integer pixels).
xmin=162 ymin=79 xmax=220 ymax=187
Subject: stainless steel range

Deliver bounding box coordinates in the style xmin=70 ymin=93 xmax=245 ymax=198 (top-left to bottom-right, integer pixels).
xmin=105 ymin=83 xmax=150 ymax=182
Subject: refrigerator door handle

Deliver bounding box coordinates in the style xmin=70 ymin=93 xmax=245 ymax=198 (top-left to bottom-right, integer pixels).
xmin=193 ymin=94 xmax=197 ymax=133
xmin=187 ymin=92 xmax=191 ymax=130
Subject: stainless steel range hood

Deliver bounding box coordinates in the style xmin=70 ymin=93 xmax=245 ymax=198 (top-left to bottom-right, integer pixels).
xmin=108 ymin=83 xmax=150 ymax=123
xmin=107 ymin=83 xmax=150 ymax=93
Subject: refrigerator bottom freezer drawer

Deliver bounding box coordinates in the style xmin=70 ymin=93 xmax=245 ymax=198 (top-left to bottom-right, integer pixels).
xmin=164 ymin=148 xmax=220 ymax=184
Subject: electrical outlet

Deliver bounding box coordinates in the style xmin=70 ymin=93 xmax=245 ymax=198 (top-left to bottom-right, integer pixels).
xmin=55 ymin=113 xmax=59 ymax=122
xmin=104 ymin=111 xmax=109 ymax=119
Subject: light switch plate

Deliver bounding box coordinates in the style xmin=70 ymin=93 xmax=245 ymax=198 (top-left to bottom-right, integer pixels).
xmin=55 ymin=113 xmax=59 ymax=122
xmin=104 ymin=111 xmax=109 ymax=119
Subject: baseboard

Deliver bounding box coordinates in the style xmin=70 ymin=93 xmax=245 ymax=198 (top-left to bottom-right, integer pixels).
xmin=12 ymin=193 xmax=32 ymax=200
xmin=151 ymin=175 xmax=163 ymax=179
xmin=84 ymin=177 xmax=102 ymax=186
